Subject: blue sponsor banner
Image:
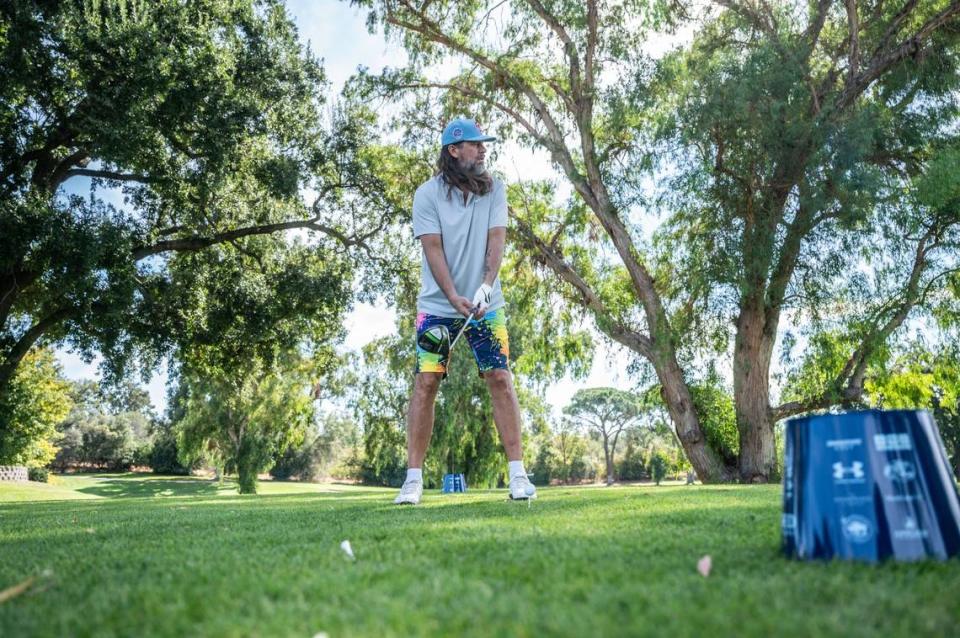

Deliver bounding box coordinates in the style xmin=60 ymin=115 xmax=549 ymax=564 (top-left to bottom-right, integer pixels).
xmin=442 ymin=473 xmax=467 ymax=493
xmin=783 ymin=410 xmax=960 ymax=562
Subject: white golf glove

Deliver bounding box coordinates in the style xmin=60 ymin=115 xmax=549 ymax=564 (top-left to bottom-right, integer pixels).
xmin=472 ymin=283 xmax=493 ymax=314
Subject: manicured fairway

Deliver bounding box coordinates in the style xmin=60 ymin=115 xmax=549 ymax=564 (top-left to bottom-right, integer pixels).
xmin=1 ymin=475 xmax=958 ymax=637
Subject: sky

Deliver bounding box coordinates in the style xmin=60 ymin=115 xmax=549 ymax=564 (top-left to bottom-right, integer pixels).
xmin=55 ymin=0 xmax=642 ymax=418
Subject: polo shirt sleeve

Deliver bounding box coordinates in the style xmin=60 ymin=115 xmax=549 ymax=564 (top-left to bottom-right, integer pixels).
xmin=489 ymin=179 xmax=508 ymax=229
xmin=412 ymin=182 xmax=441 ymax=238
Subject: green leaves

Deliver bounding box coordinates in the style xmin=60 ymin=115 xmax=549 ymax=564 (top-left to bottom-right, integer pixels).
xmin=0 ymin=348 xmax=72 ymax=466
xmin=175 ymin=352 xmax=321 ymax=494
xmin=0 ymin=1 xmax=397 ymax=405
xmin=916 ymin=145 xmax=960 ymax=213
xmin=564 ymin=387 xmax=644 ymax=422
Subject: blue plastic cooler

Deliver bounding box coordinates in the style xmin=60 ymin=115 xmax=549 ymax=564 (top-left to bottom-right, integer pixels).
xmin=442 ymin=473 xmax=467 ymax=493
xmin=782 ymin=409 xmax=960 ymax=562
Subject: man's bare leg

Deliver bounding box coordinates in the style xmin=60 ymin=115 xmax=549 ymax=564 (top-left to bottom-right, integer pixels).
xmin=407 ymin=372 xmax=442 ymax=468
xmin=485 ymin=368 xmax=537 ymax=499
xmin=395 ymin=372 xmax=442 ymax=504
xmin=484 ymin=368 xmax=523 ymax=461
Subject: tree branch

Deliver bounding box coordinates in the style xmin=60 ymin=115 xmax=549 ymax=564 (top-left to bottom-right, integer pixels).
xmin=523 ymin=0 xmax=582 ymax=105
xmin=394 ymin=80 xmax=547 ymax=146
xmin=836 ymin=1 xmax=960 ymax=110
xmin=874 ymin=0 xmax=919 ymax=57
xmin=844 ymin=0 xmax=860 ymax=84
xmin=763 ymin=181 xmax=825 ymax=325
xmin=712 ymin=0 xmax=782 ymax=48
xmin=386 ymin=1 xmax=595 ymax=206
xmin=772 ymin=226 xmax=938 ymax=421
xmin=0 ymin=269 xmax=42 ymax=333
xmin=60 ymin=168 xmax=153 ymax=185
xmin=133 ymin=215 xmax=379 ymax=261
xmin=509 ymin=205 xmax=654 ymax=359
xmin=803 ymin=0 xmax=833 ymax=55
xmin=47 ymin=150 xmax=90 ymax=191
xmin=712 ymin=126 xmax=752 ymax=190
xmin=0 ymin=306 xmax=77 ymax=393
xmin=578 ymin=0 xmax=602 ymax=199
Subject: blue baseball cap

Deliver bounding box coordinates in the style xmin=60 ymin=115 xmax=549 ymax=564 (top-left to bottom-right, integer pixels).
xmin=441 ymin=118 xmax=497 ymax=147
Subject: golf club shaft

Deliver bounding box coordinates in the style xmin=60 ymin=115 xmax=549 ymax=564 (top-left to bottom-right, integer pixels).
xmin=449 ymin=304 xmax=480 ymax=350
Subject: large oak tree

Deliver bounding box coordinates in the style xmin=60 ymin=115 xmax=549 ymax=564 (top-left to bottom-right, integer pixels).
xmin=0 ymin=0 xmax=415 ymax=410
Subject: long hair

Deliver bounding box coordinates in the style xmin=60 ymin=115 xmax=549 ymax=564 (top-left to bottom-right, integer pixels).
xmin=436 ymin=144 xmax=493 ymax=201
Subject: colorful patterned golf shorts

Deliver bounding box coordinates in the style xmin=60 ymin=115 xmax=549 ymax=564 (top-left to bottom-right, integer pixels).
xmin=415 ymin=308 xmax=510 ymax=376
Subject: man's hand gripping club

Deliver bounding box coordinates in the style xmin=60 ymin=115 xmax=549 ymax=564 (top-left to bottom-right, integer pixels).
xmin=449 ymin=284 xmax=490 ymax=349
xmin=447 ymin=284 xmax=490 ymax=320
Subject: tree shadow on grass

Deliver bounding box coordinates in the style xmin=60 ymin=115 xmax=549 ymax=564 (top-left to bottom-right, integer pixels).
xmin=71 ymin=476 xmax=393 ymax=501
xmin=74 ymin=476 xmax=225 ymax=499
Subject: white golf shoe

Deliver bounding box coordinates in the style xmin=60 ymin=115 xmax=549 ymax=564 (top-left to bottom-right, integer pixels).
xmin=509 ymin=474 xmax=537 ymax=500
xmin=394 ymin=478 xmax=423 ymax=505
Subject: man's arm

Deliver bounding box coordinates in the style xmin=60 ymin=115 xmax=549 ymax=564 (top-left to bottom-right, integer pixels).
xmin=470 ymin=226 xmax=505 ymax=318
xmin=482 ymin=227 xmax=506 ymax=286
xmin=420 ymin=234 xmax=475 ymax=317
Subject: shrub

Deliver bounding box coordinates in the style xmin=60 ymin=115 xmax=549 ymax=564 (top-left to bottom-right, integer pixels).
xmin=270 ymin=435 xmax=326 ymax=481
xmin=132 ymin=442 xmax=152 ymax=468
xmin=148 ymin=431 xmax=190 ymax=475
xmin=689 ymin=380 xmax=738 ymax=467
xmin=358 ymin=453 xmax=406 ymax=487
xmin=651 ymin=452 xmax=668 ymax=486
xmin=617 ymin=439 xmax=648 ymax=481
xmin=28 ymin=467 xmax=49 ymax=482
xmin=271 ymin=414 xmax=360 ymax=482
xmin=331 ymin=448 xmax=364 ymax=481
xmin=53 ymin=424 xmax=83 ymax=471
xmin=568 ymin=456 xmax=596 ymax=483
xmin=360 ymin=419 xmax=407 ymax=487
xmin=529 ymin=444 xmax=554 ymax=486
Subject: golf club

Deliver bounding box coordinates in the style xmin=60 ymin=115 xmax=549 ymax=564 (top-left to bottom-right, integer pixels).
xmin=449 ymin=303 xmax=480 ymax=351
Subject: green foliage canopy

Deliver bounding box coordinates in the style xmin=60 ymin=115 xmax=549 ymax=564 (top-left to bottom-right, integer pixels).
xmin=0 ymin=347 xmax=71 ymax=465
xmin=0 ymin=1 xmax=414 ymax=407
xmin=176 ymin=354 xmax=320 ymax=494
xmin=564 ymin=386 xmax=644 ymax=484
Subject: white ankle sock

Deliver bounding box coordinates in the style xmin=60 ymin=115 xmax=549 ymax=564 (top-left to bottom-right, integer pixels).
xmin=508 ymin=460 xmax=526 ymax=478
xmin=406 ymin=468 xmax=422 ymax=482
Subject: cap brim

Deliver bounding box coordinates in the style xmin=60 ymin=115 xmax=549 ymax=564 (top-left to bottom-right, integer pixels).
xmin=463 ymin=135 xmax=497 ymax=143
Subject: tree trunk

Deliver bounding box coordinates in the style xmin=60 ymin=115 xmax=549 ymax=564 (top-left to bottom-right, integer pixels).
xmin=508 ymin=206 xmax=736 ymax=481
xmin=734 ymin=305 xmax=778 ymax=482
xmin=235 ymin=432 xmax=258 ymax=494
xmin=603 ymin=439 xmax=614 ymax=485
xmin=657 ymin=354 xmax=737 ymax=482
xmin=0 ymin=306 xmax=77 ymax=400
xmin=237 ymin=458 xmax=258 ymax=494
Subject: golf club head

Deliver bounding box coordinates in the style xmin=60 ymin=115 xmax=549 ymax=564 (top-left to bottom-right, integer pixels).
xmin=417 ymin=325 xmax=451 ymax=356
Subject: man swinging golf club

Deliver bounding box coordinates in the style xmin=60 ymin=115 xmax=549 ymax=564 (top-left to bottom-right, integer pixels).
xmin=394 ymin=117 xmax=537 ymax=505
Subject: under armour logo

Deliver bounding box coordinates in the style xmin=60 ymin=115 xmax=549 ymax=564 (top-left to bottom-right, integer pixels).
xmin=832 ymin=462 xmax=865 ymax=480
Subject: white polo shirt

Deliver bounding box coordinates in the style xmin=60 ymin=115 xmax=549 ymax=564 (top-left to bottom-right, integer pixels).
xmin=412 ymin=175 xmax=508 ymax=317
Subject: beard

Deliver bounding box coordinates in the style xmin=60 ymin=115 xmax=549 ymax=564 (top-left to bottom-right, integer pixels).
xmin=459 ymin=157 xmax=489 ymax=179
xmin=437 ymin=146 xmax=494 ymax=198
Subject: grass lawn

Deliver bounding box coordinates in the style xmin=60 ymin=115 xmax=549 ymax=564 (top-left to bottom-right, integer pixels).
xmin=1 ymin=475 xmax=958 ymax=637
